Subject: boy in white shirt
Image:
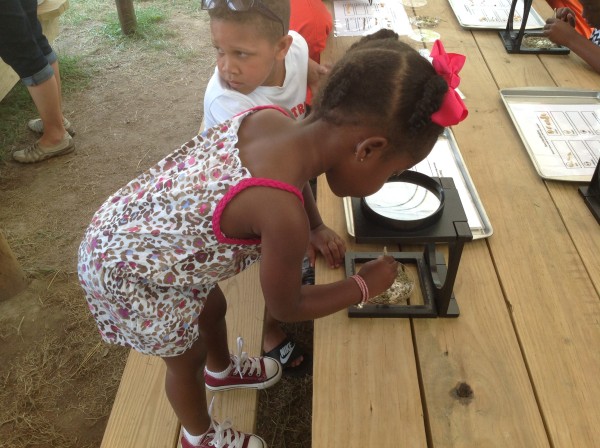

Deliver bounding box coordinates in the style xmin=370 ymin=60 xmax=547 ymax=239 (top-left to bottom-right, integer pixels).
xmin=201 ymin=0 xmax=344 ymax=376
xmin=204 ymin=26 xmax=309 ymax=125
xmin=203 ymin=0 xmax=326 ymax=127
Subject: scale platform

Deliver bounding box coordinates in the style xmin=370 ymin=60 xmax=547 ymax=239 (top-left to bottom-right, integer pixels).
xmin=345 ymin=177 xmax=472 ymax=318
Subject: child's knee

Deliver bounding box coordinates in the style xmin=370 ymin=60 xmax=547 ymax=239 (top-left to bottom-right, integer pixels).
xmin=200 ymin=286 xmax=228 ymax=324
xmin=163 ymin=339 xmax=207 ymax=376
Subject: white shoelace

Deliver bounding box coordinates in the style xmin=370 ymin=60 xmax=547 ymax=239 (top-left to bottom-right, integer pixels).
xmin=206 ymin=396 xmax=248 ymax=448
xmin=231 ymin=336 xmax=262 ymax=379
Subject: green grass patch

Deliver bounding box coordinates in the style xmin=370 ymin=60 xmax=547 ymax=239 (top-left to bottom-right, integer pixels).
xmin=58 ymin=55 xmax=94 ymax=94
xmin=102 ymin=6 xmax=174 ymax=46
xmin=0 ymin=55 xmax=92 ymax=161
xmin=0 ymin=84 xmax=37 ymax=160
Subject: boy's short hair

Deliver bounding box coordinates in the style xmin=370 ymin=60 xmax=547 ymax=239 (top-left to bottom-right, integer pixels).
xmin=208 ymin=0 xmax=290 ymax=42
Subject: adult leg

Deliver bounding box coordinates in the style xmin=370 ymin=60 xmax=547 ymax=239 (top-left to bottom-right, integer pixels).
xmin=50 ymin=60 xmax=63 ymax=113
xmin=24 ymin=0 xmax=65 ymax=146
xmin=0 ymin=0 xmax=72 ymax=162
xmin=27 ymin=73 xmax=65 ymax=146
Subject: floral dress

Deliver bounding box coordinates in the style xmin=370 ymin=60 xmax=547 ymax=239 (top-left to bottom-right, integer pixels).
xmin=77 ymin=106 xmax=303 ymax=357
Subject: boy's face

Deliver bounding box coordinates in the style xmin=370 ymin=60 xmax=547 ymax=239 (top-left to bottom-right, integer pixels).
xmin=210 ymin=19 xmax=290 ymax=95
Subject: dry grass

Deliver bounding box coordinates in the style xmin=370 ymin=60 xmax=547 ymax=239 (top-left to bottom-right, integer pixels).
xmin=0 ymin=274 xmax=128 ymax=448
xmin=258 ymin=321 xmax=314 ymax=448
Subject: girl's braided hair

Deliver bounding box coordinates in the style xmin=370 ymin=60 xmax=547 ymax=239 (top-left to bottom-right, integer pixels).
xmin=312 ymin=30 xmax=448 ymax=162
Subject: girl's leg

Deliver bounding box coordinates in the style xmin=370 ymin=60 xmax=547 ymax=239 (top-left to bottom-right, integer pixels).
xmin=199 ymin=285 xmax=232 ymax=373
xmin=162 ymin=285 xmax=230 ymax=435
xmin=163 ymin=336 xmax=211 ymax=435
xmin=27 ymin=74 xmax=65 ymax=146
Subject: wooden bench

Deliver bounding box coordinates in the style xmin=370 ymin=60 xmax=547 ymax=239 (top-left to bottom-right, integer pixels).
xmin=0 ymin=0 xmax=70 ymax=102
xmin=100 ymin=263 xmax=266 ymax=448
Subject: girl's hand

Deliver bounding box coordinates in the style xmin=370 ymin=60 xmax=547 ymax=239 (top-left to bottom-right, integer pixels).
xmin=307 ymin=223 xmax=346 ymax=269
xmin=544 ymin=17 xmax=579 ymax=47
xmin=357 ymin=255 xmax=398 ymax=298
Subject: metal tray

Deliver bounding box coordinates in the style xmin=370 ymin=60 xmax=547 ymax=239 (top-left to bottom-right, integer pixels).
xmin=344 ymin=128 xmax=493 ymax=240
xmin=500 ymin=87 xmax=600 ymax=182
xmin=447 ymin=0 xmax=545 ymax=30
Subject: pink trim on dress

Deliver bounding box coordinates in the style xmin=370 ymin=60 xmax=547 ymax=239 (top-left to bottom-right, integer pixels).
xmin=232 ymin=104 xmax=292 ymax=119
xmin=212 ymin=178 xmax=304 ymax=245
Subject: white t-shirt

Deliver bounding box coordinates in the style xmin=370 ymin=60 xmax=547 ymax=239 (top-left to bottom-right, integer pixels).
xmin=203 ymin=30 xmax=309 ymax=128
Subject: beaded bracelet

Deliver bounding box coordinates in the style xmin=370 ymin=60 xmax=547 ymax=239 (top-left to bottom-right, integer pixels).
xmin=350 ymin=274 xmax=369 ymax=308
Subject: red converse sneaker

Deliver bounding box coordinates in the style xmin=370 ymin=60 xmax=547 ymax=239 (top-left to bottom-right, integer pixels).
xmin=204 ymin=337 xmax=282 ymax=392
xmin=180 ymin=419 xmax=267 ymax=448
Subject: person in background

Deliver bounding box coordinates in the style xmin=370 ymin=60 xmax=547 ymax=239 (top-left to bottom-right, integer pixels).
xmin=290 ymin=0 xmax=333 ymax=104
xmin=544 ymin=0 xmax=600 ymax=73
xmin=290 ymin=0 xmax=332 ymax=63
xmin=546 ymin=0 xmax=592 ymax=38
xmin=0 ymin=0 xmax=75 ymax=163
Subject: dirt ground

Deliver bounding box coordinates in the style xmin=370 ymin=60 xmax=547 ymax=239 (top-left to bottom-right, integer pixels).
xmin=0 ymin=7 xmax=311 ymax=448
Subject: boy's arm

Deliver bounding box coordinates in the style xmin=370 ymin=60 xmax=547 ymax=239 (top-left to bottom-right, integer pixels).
xmin=307 ymin=58 xmax=330 ymax=99
xmin=302 ymin=182 xmax=346 ymax=269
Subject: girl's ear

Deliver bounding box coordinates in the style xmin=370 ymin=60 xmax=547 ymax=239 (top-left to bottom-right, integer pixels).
xmin=354 ymin=136 xmax=389 ymax=161
xmin=275 ymin=35 xmax=293 ymax=61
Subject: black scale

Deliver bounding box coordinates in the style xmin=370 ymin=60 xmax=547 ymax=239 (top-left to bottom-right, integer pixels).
xmin=499 ymin=0 xmax=570 ymax=55
xmin=346 ymin=172 xmax=472 ymax=318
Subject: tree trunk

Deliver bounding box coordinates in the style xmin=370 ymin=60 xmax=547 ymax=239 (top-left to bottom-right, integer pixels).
xmin=0 ymin=230 xmax=27 ymax=301
xmin=115 ymin=0 xmax=137 ymax=36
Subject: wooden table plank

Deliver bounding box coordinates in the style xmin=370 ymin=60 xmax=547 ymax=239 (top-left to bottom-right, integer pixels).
xmin=100 ymin=352 xmax=179 ymax=448
xmin=313 ymin=6 xmax=548 ymax=445
xmin=400 ymin=2 xmax=552 ymax=446
xmin=312 ymin=177 xmax=427 ymax=448
xmin=452 ymin=1 xmax=600 ymax=445
xmin=413 ymin=243 xmax=550 ymax=448
xmin=313 ymin=2 xmax=599 ymax=446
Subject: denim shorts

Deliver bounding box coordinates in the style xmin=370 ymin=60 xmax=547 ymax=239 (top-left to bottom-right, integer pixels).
xmin=0 ymin=0 xmax=57 ymax=86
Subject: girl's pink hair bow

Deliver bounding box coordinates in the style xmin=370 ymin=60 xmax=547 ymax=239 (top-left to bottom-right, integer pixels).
xmin=430 ymin=40 xmax=468 ymax=127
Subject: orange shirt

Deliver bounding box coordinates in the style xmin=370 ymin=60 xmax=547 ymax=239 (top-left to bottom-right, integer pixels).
xmin=290 ymin=0 xmax=332 ymax=63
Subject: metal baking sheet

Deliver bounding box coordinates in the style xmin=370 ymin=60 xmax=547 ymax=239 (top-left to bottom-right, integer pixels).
xmin=500 ymin=87 xmax=600 ymax=182
xmin=344 ymin=128 xmax=493 ymax=240
xmin=447 ymin=0 xmax=545 ymax=30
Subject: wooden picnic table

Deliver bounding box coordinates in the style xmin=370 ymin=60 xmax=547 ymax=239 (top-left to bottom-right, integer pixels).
xmin=313 ymin=1 xmax=600 ymax=447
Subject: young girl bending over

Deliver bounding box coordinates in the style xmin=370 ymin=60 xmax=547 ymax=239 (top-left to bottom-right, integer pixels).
xmin=78 ymin=30 xmax=467 ymax=448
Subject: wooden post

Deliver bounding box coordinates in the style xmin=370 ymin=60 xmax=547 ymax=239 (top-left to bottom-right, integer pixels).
xmin=115 ymin=0 xmax=137 ymax=36
xmin=0 ymin=230 xmax=27 ymax=301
